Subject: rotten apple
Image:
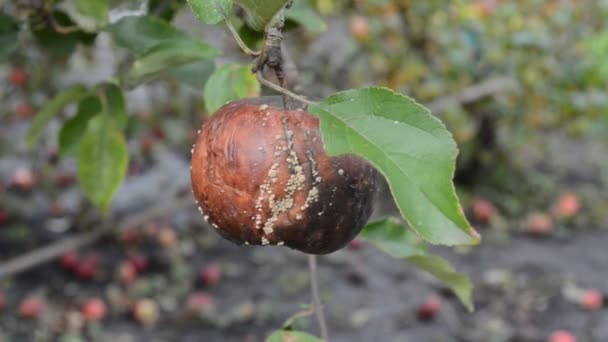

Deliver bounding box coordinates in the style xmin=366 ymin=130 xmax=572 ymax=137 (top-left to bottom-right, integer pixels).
xmin=191 ymin=98 xmax=377 ymax=254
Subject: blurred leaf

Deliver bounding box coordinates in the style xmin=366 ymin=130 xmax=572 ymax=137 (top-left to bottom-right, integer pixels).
xmin=59 ymin=96 xmax=101 ymax=157
xmin=31 ymin=12 xmax=97 ymax=56
xmin=77 ymin=115 xmax=128 ymax=212
xmin=285 ymin=0 xmax=326 ymax=33
xmin=308 ymin=87 xmax=479 ymax=246
xmin=58 ymin=0 xmax=108 ymax=32
xmin=107 ymin=15 xmax=188 ymax=54
xmin=187 ymin=0 xmax=232 ymax=25
xmin=169 ymin=60 xmax=216 ymax=90
xmin=27 ymin=85 xmax=90 ymax=147
xmin=0 ymin=12 xmax=19 ymax=61
xmin=148 ymin=0 xmax=184 ymax=20
xmin=122 ymin=39 xmax=219 ymax=88
xmin=361 ymin=218 xmax=473 ymax=311
xmin=99 ymin=83 xmax=128 ymax=129
xmin=236 ymin=0 xmax=289 ymax=31
xmin=203 ymin=63 xmax=260 ymax=113
xmin=266 ymin=330 xmax=323 ymax=342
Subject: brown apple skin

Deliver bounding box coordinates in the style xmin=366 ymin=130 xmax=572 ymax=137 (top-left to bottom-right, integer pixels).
xmin=191 ymin=99 xmax=377 ymax=254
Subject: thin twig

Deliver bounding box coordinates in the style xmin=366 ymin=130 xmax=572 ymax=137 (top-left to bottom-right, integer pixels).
xmin=0 ymin=195 xmax=194 ymax=279
xmin=427 ymin=75 xmax=517 ymax=114
xmin=256 ymin=71 xmax=315 ymax=106
xmin=281 ymin=305 xmax=315 ymax=329
xmin=48 ymin=11 xmax=80 ymax=34
xmin=217 ymin=0 xmax=260 ymax=57
xmin=308 ymin=255 xmax=329 ymax=341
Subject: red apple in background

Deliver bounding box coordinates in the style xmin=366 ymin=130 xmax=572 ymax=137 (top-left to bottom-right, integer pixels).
xmin=186 ymin=292 xmax=215 ymax=315
xmin=416 ymin=295 xmax=442 ymax=321
xmin=471 ymin=197 xmax=496 ymax=224
xmin=548 ymin=330 xmax=577 ymax=342
xmin=81 ymin=298 xmax=107 ymax=321
xmin=524 ymin=212 xmax=553 ymax=236
xmin=19 ymin=296 xmax=44 ymax=319
xmin=9 ymin=67 xmax=27 ymax=87
xmin=199 ymin=264 xmax=222 ymax=287
xmin=350 ymin=15 xmax=370 ymax=40
xmin=552 ymin=192 xmax=580 ymax=218
xmin=579 ymin=289 xmax=603 ymax=311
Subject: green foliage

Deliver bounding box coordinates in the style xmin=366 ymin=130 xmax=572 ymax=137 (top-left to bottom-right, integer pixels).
xmin=59 ymin=96 xmax=101 ymax=157
xmin=235 ymin=0 xmax=290 ymax=31
xmin=107 ymin=15 xmax=187 ymax=54
xmin=266 ymin=330 xmax=323 ymax=342
xmin=31 ymin=12 xmax=97 ymax=56
xmin=122 ymin=39 xmax=219 ymax=88
xmin=77 ymin=115 xmax=128 ymax=212
xmin=0 ymin=12 xmax=19 ymax=61
xmin=361 ymin=218 xmax=473 ymax=311
xmin=203 ymin=63 xmax=260 ymax=113
xmin=285 ymin=0 xmax=326 ymax=33
xmin=309 ymin=87 xmax=479 ymax=246
xmin=66 ymin=0 xmax=109 ymax=31
xmin=187 ymin=0 xmax=232 ymax=25
xmin=99 ymin=83 xmax=128 ymax=129
xmin=27 ymin=85 xmax=91 ymax=147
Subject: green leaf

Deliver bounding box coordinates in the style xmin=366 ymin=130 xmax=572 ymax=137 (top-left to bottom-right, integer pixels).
xmin=107 ymin=15 xmax=188 ymax=54
xmin=27 ymin=85 xmax=91 ymax=147
xmin=77 ymin=115 xmax=128 ymax=212
xmin=122 ymin=39 xmax=219 ymax=88
xmin=99 ymin=83 xmax=128 ymax=129
xmin=31 ymin=12 xmax=97 ymax=56
xmin=169 ymin=60 xmax=216 ymax=90
xmin=266 ymin=330 xmax=323 ymax=342
xmin=148 ymin=0 xmax=184 ymax=21
xmin=59 ymin=96 xmax=101 ymax=157
xmin=407 ymin=255 xmax=473 ymax=311
xmin=187 ymin=0 xmax=232 ymax=25
xmin=61 ymin=0 xmax=109 ymax=31
xmin=308 ymin=87 xmax=479 ymax=246
xmin=0 ymin=12 xmax=19 ymax=61
xmin=203 ymin=63 xmax=260 ymax=113
xmin=285 ymin=0 xmax=326 ymax=33
xmin=361 ymin=218 xmax=474 ymax=311
xmin=236 ymin=0 xmax=289 ymax=31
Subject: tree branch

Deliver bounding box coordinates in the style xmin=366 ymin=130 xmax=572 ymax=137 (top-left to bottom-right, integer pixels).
xmin=0 ymin=195 xmax=194 ymax=279
xmin=308 ymin=255 xmax=329 ymax=341
xmin=427 ymin=75 xmax=518 ymax=114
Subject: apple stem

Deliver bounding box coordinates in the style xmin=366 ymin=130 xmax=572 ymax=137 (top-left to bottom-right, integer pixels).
xmin=308 ymin=255 xmax=329 ymax=341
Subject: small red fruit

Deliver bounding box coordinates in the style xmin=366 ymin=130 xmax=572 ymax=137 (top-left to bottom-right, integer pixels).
xmin=348 ymin=238 xmax=364 ymax=250
xmin=552 ymin=192 xmax=580 ymax=218
xmin=416 ymin=295 xmax=442 ymax=321
xmin=19 ymin=296 xmax=44 ymax=319
xmin=525 ymin=212 xmax=553 ymax=236
xmin=60 ymin=250 xmax=79 ymax=271
xmin=548 ymin=330 xmax=577 ymax=342
xmin=75 ymin=254 xmax=100 ymax=280
xmin=157 ymin=228 xmax=177 ymax=249
xmin=471 ymin=198 xmax=496 ymax=224
xmin=81 ymin=298 xmax=107 ymax=321
xmin=199 ymin=264 xmax=222 ymax=287
xmin=117 ymin=261 xmax=137 ymax=285
xmin=9 ymin=67 xmax=27 ymax=87
xmin=350 ymin=15 xmax=370 ymax=40
xmin=191 ymin=99 xmax=377 ymax=254
xmin=579 ymin=289 xmax=603 ymax=311
xmin=15 ymin=104 xmax=33 ymax=119
xmin=186 ymin=292 xmax=215 ymax=315
xmin=0 ymin=209 xmax=9 ymax=225
xmin=133 ymin=299 xmax=159 ymax=326
xmin=129 ymin=255 xmax=149 ymax=273
xmin=11 ymin=167 xmax=36 ymax=192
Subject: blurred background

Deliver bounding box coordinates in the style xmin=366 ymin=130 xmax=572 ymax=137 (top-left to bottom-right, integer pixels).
xmin=1 ymin=0 xmax=608 ymax=341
